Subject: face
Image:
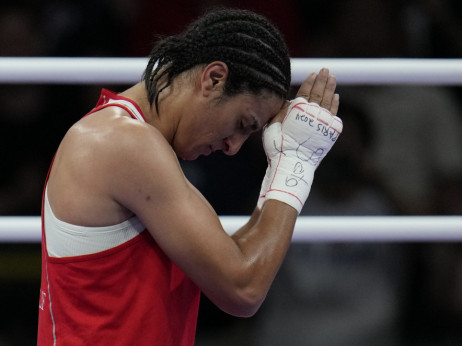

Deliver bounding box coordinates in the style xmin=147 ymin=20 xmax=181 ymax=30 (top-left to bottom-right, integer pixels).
xmin=173 ymin=90 xmax=284 ymax=160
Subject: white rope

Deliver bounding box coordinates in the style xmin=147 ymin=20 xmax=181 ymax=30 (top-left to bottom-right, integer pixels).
xmin=1 ymin=59 xmax=461 ymax=242
xmin=1 ymin=216 xmax=462 ymax=243
xmin=0 ymin=57 xmax=461 ymax=85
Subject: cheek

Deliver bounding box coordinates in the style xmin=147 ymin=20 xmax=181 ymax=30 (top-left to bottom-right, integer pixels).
xmin=186 ymin=108 xmax=235 ymax=147
xmin=177 ymin=125 xmax=212 ymax=155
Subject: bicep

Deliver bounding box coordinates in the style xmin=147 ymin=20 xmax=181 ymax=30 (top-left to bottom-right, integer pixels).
xmin=110 ymin=130 xmax=244 ymax=295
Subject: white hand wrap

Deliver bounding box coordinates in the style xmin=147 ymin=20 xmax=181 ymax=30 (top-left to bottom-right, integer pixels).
xmin=257 ymin=97 xmax=343 ymax=213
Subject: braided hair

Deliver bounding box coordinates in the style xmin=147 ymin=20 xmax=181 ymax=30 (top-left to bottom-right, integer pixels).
xmin=142 ymin=8 xmax=291 ymax=111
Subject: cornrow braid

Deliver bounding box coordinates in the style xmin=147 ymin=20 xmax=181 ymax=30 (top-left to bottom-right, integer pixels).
xmin=142 ymin=8 xmax=291 ymax=110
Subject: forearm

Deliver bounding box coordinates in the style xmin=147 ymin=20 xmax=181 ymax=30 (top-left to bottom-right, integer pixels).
xmin=231 ymin=205 xmax=262 ymax=237
xmin=228 ymin=200 xmax=297 ymax=314
xmin=220 ymin=74 xmax=343 ymax=315
xmin=232 ymin=201 xmax=296 ymax=262
xmin=182 ymin=69 xmax=341 ymax=318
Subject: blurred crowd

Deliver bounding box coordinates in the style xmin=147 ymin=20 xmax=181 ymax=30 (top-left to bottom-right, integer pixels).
xmin=0 ymin=0 xmax=461 ymax=345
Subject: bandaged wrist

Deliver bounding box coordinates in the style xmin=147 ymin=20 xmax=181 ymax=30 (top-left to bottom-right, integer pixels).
xmin=259 ymin=97 xmax=343 ymax=213
xmin=257 ymin=166 xmax=271 ymax=210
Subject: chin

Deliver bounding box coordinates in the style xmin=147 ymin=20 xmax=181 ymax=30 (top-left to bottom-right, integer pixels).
xmin=185 ymin=147 xmax=213 ymax=160
xmin=182 ymin=156 xmax=197 ymax=161
xmin=176 ymin=144 xmax=209 ymax=161
xmin=174 ymin=145 xmax=195 ymax=161
xmin=178 ymin=151 xmax=200 ymax=161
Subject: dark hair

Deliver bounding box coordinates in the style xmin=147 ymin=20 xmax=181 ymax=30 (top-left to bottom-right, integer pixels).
xmin=142 ymin=8 xmax=291 ymax=110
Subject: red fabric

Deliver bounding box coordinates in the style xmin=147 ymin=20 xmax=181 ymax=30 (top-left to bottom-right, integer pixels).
xmin=38 ymin=90 xmax=200 ymax=345
xmin=91 ymin=89 xmax=147 ymax=121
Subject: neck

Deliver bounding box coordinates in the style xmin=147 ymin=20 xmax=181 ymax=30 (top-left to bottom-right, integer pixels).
xmin=119 ymin=82 xmax=177 ymax=144
xmin=119 ymin=82 xmax=154 ymax=122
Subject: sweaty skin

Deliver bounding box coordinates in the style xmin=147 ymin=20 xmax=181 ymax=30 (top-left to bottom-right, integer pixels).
xmin=47 ymin=64 xmax=339 ymax=317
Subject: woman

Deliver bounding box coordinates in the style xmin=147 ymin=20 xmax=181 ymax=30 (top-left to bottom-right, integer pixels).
xmin=38 ymin=8 xmax=341 ymax=345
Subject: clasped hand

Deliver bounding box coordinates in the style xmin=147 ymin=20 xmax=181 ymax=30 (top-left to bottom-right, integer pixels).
xmin=257 ymin=68 xmax=343 ymax=213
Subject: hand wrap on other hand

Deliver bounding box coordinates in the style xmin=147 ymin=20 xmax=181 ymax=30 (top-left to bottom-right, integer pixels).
xmin=257 ymin=97 xmax=343 ymax=213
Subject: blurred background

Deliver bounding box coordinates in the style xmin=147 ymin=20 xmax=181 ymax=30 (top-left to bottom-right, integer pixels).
xmin=1 ymin=0 xmax=462 ymax=345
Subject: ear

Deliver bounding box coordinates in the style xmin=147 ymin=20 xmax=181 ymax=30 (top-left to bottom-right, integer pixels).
xmin=200 ymin=61 xmax=229 ymax=97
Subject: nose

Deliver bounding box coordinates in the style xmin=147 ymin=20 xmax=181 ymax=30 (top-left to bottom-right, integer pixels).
xmin=222 ymin=134 xmax=249 ymax=156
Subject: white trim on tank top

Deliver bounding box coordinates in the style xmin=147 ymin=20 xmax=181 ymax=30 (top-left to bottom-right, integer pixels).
xmin=106 ymin=98 xmax=145 ymax=122
xmin=44 ymin=187 xmax=145 ymax=258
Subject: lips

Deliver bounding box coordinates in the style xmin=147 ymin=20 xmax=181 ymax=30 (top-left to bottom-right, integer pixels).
xmin=201 ymin=143 xmax=221 ymax=157
xmin=199 ymin=145 xmax=213 ymax=157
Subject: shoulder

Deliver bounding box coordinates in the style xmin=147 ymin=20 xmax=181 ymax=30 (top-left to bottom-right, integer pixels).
xmin=47 ymin=106 xmax=182 ymax=224
xmin=58 ymin=107 xmax=182 ymax=202
xmin=66 ymin=107 xmax=174 ymax=164
xmin=51 ymin=107 xmax=185 ymax=223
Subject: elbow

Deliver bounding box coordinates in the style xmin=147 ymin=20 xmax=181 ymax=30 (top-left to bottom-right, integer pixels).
xmin=207 ymin=275 xmax=269 ymax=318
xmin=223 ymin=289 xmax=265 ymax=318
xmin=216 ymin=292 xmax=265 ymax=318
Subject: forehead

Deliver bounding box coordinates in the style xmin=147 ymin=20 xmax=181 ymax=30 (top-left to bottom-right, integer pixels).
xmin=233 ymin=91 xmax=284 ymax=126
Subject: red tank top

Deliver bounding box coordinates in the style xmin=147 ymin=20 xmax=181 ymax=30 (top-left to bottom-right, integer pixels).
xmin=37 ymin=89 xmax=201 ymax=346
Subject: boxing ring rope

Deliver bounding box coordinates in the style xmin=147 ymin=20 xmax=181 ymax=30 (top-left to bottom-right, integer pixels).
xmin=1 ymin=216 xmax=462 ymax=243
xmin=1 ymin=57 xmax=462 ymax=85
xmin=1 ymin=57 xmax=461 ymax=243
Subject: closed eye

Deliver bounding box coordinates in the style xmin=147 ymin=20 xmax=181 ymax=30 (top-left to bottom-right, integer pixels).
xmin=240 ymin=115 xmax=260 ymax=132
xmin=250 ymin=114 xmax=260 ymax=132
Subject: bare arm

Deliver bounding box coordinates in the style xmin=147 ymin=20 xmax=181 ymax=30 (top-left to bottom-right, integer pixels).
xmin=110 ymin=134 xmax=293 ymax=317
xmin=111 ymin=69 xmax=339 ymax=317
xmin=235 ymin=68 xmax=339 ymax=235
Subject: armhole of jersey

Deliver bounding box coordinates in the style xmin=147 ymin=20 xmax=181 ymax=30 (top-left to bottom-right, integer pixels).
xmin=43 ymin=186 xmax=145 ymax=258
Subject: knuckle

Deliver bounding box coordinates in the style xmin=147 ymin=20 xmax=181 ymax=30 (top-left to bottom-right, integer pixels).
xmin=321 ymin=100 xmax=331 ymax=109
xmin=309 ymin=92 xmax=322 ymax=101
